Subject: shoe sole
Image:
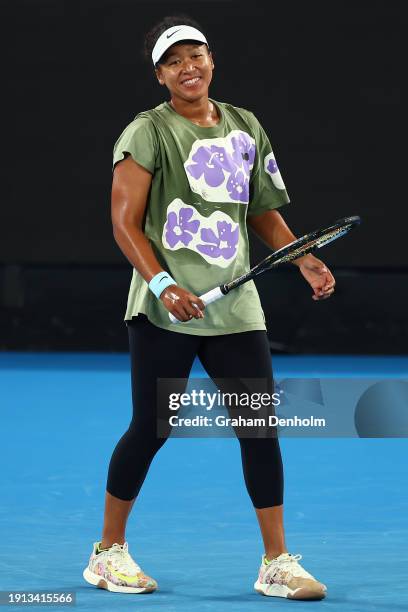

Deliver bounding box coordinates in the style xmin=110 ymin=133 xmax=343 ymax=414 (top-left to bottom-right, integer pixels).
xmin=254 ymin=580 xmax=326 ymax=600
xmin=83 ymin=567 xmax=157 ymax=594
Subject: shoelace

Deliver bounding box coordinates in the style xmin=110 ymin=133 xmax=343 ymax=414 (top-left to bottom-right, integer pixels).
xmin=264 ymin=553 xmax=314 ymax=582
xmin=105 ymin=543 xmax=141 ymax=575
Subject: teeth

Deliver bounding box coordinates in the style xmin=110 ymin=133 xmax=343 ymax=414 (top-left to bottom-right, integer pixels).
xmin=182 ymin=77 xmax=200 ymax=86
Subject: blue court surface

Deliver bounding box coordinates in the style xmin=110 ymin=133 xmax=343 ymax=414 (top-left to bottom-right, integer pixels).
xmin=1 ymin=353 xmax=407 ymax=612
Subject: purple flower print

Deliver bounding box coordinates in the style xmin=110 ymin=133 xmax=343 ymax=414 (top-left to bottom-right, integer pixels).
xmin=267 ymin=157 xmax=278 ymax=174
xmin=165 ymin=207 xmax=200 ymax=248
xmin=226 ymin=169 xmax=249 ymax=203
xmin=186 ymin=145 xmax=236 ymax=187
xmin=231 ymin=132 xmax=256 ymax=175
xmin=197 ymin=221 xmax=239 ymax=260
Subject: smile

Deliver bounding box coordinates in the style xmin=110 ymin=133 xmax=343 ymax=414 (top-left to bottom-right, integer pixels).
xmin=181 ymin=77 xmax=201 ymax=87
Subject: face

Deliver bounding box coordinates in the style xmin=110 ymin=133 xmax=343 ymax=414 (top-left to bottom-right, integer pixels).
xmin=155 ymin=43 xmax=214 ymax=101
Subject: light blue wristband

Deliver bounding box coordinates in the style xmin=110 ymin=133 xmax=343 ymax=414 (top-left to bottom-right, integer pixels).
xmin=148 ymin=271 xmax=177 ymax=299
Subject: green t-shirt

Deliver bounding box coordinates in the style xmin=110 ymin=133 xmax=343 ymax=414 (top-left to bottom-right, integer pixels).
xmin=113 ymin=99 xmax=290 ymax=336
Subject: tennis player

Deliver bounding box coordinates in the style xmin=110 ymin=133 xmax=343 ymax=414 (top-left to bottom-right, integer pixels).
xmin=83 ymin=15 xmax=335 ymax=600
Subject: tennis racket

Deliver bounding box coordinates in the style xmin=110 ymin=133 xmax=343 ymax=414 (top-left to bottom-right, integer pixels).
xmin=169 ymin=215 xmax=361 ymax=324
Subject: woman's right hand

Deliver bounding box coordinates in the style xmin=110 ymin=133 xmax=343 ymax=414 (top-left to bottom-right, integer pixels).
xmin=160 ymin=285 xmax=205 ymax=323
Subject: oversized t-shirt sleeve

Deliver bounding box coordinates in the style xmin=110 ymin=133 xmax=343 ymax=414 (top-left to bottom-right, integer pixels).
xmin=247 ymin=112 xmax=290 ymax=217
xmin=112 ymin=115 xmax=158 ymax=173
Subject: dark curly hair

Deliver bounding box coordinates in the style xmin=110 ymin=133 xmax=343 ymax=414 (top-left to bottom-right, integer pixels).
xmin=144 ymin=15 xmax=210 ymax=67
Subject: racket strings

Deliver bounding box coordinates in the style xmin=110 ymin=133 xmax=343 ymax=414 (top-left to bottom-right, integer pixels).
xmin=272 ymin=225 xmax=353 ymax=266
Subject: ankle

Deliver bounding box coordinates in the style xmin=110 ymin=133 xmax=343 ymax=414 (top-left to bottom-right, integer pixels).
xmin=101 ymin=536 xmax=125 ymax=548
xmin=265 ymin=549 xmax=287 ymax=561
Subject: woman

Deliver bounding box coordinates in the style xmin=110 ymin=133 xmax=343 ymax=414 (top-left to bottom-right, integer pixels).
xmin=83 ymin=15 xmax=335 ymax=600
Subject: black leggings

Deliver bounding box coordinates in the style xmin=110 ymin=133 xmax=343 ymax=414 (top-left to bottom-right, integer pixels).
xmin=106 ymin=314 xmax=284 ymax=509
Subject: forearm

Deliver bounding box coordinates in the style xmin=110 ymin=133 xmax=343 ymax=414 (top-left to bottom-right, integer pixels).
xmin=113 ymin=223 xmax=164 ymax=283
xmin=247 ymin=209 xmax=309 ymax=267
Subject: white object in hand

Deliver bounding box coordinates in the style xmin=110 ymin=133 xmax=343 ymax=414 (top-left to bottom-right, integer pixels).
xmin=169 ymin=287 xmax=224 ymax=324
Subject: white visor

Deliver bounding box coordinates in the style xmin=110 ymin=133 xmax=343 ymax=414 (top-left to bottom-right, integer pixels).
xmin=152 ymin=25 xmax=208 ymax=66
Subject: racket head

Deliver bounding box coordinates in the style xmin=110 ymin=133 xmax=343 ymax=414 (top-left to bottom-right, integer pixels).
xmin=252 ymin=215 xmax=361 ymax=274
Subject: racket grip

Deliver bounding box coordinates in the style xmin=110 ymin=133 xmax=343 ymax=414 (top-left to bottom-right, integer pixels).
xmin=168 ymin=286 xmax=224 ymax=324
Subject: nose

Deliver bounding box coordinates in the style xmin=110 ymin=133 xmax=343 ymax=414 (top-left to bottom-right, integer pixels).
xmin=181 ymin=57 xmax=196 ymax=72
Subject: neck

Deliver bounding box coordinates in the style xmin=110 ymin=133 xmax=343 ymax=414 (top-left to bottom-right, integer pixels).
xmin=169 ymin=95 xmax=218 ymax=126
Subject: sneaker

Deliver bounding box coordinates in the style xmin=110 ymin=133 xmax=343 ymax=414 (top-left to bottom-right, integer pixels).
xmin=83 ymin=541 xmax=157 ymax=594
xmin=254 ymin=552 xmax=327 ymax=600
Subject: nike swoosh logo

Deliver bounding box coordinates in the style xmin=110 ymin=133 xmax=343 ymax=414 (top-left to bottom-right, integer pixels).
xmin=167 ymin=29 xmax=181 ymax=39
xmin=158 ymin=277 xmax=166 ymax=283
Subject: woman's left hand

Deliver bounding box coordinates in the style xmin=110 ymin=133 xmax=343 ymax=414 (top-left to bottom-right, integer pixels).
xmin=298 ymin=255 xmax=336 ymax=300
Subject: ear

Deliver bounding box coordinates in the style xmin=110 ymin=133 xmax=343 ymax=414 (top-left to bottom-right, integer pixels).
xmin=208 ymin=50 xmax=215 ymax=70
xmin=155 ymin=67 xmax=165 ymax=86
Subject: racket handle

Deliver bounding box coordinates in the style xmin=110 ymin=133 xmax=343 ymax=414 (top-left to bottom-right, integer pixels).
xmin=168 ymin=286 xmax=224 ymax=324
